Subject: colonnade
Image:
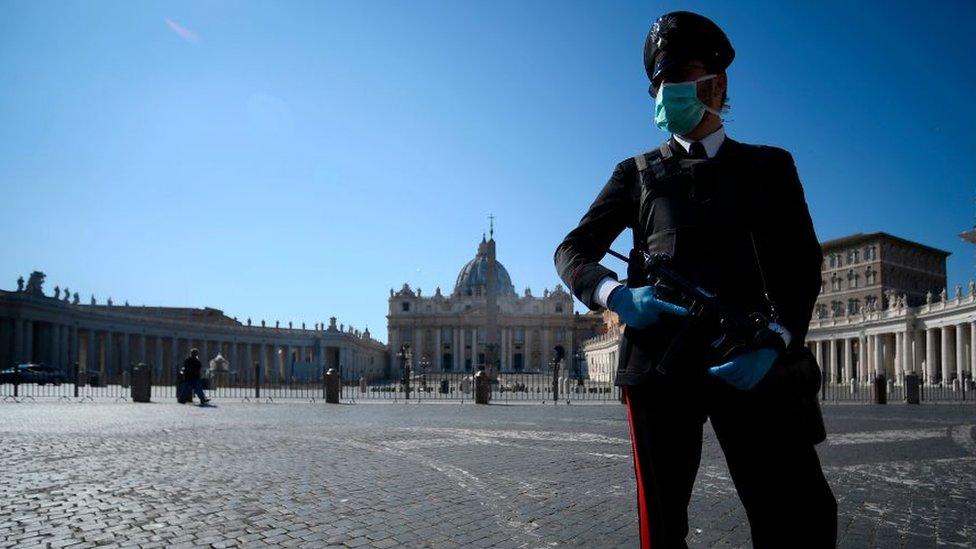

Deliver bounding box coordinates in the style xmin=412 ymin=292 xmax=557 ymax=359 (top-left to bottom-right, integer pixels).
xmin=1 ymin=316 xmax=384 ymax=384
xmin=809 ymin=321 xmax=976 ymax=385
xmin=392 ymin=325 xmax=572 ymax=373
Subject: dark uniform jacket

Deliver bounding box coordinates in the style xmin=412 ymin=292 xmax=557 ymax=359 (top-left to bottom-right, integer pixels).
xmin=183 ymin=356 xmax=203 ymax=381
xmin=554 ymin=137 xmax=822 ymax=386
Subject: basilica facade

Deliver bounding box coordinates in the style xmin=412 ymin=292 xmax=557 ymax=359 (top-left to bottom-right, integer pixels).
xmin=387 ymin=234 xmax=603 ymax=374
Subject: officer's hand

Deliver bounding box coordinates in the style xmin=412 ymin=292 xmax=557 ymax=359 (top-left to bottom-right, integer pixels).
xmin=607 ymin=286 xmax=689 ymax=329
xmin=708 ymin=348 xmax=779 ymax=391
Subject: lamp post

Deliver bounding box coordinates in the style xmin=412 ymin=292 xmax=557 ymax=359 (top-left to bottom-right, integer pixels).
xmin=420 ymin=355 xmax=430 ymax=393
xmin=575 ymin=350 xmax=584 ymax=386
xmin=396 ymin=344 xmax=412 ymax=399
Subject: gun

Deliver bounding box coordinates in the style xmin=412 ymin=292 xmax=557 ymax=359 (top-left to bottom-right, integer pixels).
xmin=606 ymin=249 xmax=784 ymax=375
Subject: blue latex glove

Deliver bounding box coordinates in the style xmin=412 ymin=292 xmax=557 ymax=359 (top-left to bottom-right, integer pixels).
xmin=708 ymin=348 xmax=779 ymax=391
xmin=607 ymin=285 xmax=689 ymax=329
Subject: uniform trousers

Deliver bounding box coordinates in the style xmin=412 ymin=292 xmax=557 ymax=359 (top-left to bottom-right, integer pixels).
xmin=622 ymin=373 xmax=837 ymax=548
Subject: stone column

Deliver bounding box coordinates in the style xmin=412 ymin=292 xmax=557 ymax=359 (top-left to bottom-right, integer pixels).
xmin=12 ymin=319 xmax=24 ymax=364
xmin=955 ymin=323 xmax=967 ymax=382
xmin=23 ymin=320 xmax=33 ymax=363
xmin=902 ymin=329 xmax=914 ymax=374
xmin=858 ymin=336 xmax=867 ymax=383
xmin=451 ymin=325 xmax=464 ymax=372
xmin=104 ymin=331 xmax=114 ymax=377
xmin=154 ymin=337 xmax=164 ymax=377
xmin=926 ymin=328 xmax=937 ymax=383
xmin=471 ymin=328 xmax=478 ymax=368
xmin=414 ymin=328 xmax=423 ymax=360
xmin=971 ymin=321 xmax=976 ymax=380
xmin=60 ymin=325 xmax=70 ymax=368
xmin=49 ymin=323 xmax=60 ymax=367
xmin=69 ymin=325 xmax=79 ymax=369
xmin=897 ymin=332 xmax=906 ymax=383
xmin=525 ymin=327 xmax=533 ymax=371
xmin=245 ymin=343 xmax=254 ymax=382
xmin=814 ymin=340 xmax=823 ymax=371
xmin=121 ymin=333 xmax=131 ymax=375
xmin=873 ymin=334 xmax=883 ymax=376
xmin=139 ymin=333 xmax=147 ymax=364
xmin=542 ymin=329 xmax=551 ymax=368
xmin=86 ymin=329 xmax=96 ymax=373
xmin=171 ymin=337 xmax=179 ymax=369
xmin=434 ymin=327 xmax=442 ymax=370
xmin=940 ymin=327 xmax=950 ymax=383
xmin=499 ymin=327 xmax=507 ymax=372
xmin=828 ymin=339 xmax=837 ymax=383
xmin=843 ymin=338 xmax=852 ymax=382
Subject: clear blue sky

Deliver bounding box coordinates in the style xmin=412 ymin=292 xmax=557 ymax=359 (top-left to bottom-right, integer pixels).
xmin=2 ymin=1 xmax=974 ymax=342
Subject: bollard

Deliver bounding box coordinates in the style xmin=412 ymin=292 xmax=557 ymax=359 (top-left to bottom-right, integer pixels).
xmin=73 ymin=362 xmax=80 ymax=398
xmin=905 ymin=373 xmax=920 ymax=404
xmin=131 ymin=363 xmax=152 ymax=403
xmin=874 ymin=374 xmax=887 ymax=404
xmin=325 ymin=368 xmax=340 ymax=404
xmin=474 ymin=370 xmax=490 ymax=404
xmin=359 ymin=375 xmax=367 ymax=394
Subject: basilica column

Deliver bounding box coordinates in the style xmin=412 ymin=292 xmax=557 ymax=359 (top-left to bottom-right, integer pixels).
xmin=542 ymin=329 xmax=551 ymax=369
xmin=246 ymin=343 xmax=254 ymax=382
xmin=926 ymin=327 xmax=938 ymax=383
xmin=471 ymin=328 xmax=478 ymax=369
xmin=843 ymin=338 xmax=852 ymax=382
xmin=434 ymin=327 xmax=442 ymax=370
xmin=814 ymin=340 xmax=823 ymax=372
xmin=455 ymin=327 xmax=462 ymax=370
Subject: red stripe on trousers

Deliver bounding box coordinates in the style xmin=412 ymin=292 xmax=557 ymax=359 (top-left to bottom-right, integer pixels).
xmin=624 ymin=387 xmax=652 ymax=549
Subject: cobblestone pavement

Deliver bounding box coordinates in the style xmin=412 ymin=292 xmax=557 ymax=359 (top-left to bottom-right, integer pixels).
xmin=0 ymin=402 xmax=973 ymax=548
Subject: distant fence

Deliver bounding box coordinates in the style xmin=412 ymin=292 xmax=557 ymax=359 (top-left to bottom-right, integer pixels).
xmin=2 ymin=364 xmax=974 ymax=404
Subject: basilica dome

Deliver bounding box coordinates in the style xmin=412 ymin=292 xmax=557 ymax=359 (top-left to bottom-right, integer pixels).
xmin=454 ymin=240 xmax=517 ymax=297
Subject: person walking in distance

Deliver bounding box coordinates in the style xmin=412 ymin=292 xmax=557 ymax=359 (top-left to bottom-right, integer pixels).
xmin=182 ymin=348 xmax=210 ymax=406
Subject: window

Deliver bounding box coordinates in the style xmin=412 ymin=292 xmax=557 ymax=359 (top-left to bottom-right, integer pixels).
xmin=514 ymin=328 xmax=525 ymax=344
xmin=829 ymin=255 xmax=837 ymax=268
xmin=555 ymin=303 xmax=564 ymax=313
xmin=848 ymin=250 xmax=859 ymax=264
xmin=830 ymin=274 xmax=841 ymax=291
xmin=401 ymin=301 xmax=410 ymax=312
xmin=865 ymin=245 xmax=876 ymax=260
xmin=554 ymin=329 xmax=566 ymax=341
xmin=847 ymin=299 xmax=860 ymax=315
xmin=865 ymin=266 xmax=876 ymax=285
xmin=400 ymin=329 xmax=412 ymax=343
xmin=847 ymin=270 xmax=858 ymax=289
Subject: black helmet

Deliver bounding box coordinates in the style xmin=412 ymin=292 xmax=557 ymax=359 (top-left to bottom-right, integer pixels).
xmin=643 ymin=11 xmax=735 ymax=83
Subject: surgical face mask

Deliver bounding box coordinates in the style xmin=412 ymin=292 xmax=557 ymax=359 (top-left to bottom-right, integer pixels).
xmin=653 ymin=74 xmax=722 ymax=136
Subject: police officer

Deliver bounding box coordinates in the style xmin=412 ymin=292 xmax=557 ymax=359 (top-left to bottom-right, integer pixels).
xmin=554 ymin=11 xmax=837 ymax=548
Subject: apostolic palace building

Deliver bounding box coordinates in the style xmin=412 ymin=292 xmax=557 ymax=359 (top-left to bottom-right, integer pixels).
xmin=584 ymin=230 xmax=976 ymax=387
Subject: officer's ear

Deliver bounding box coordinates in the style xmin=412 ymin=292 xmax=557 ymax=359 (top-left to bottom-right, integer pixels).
xmin=710 ymin=72 xmax=727 ymax=111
